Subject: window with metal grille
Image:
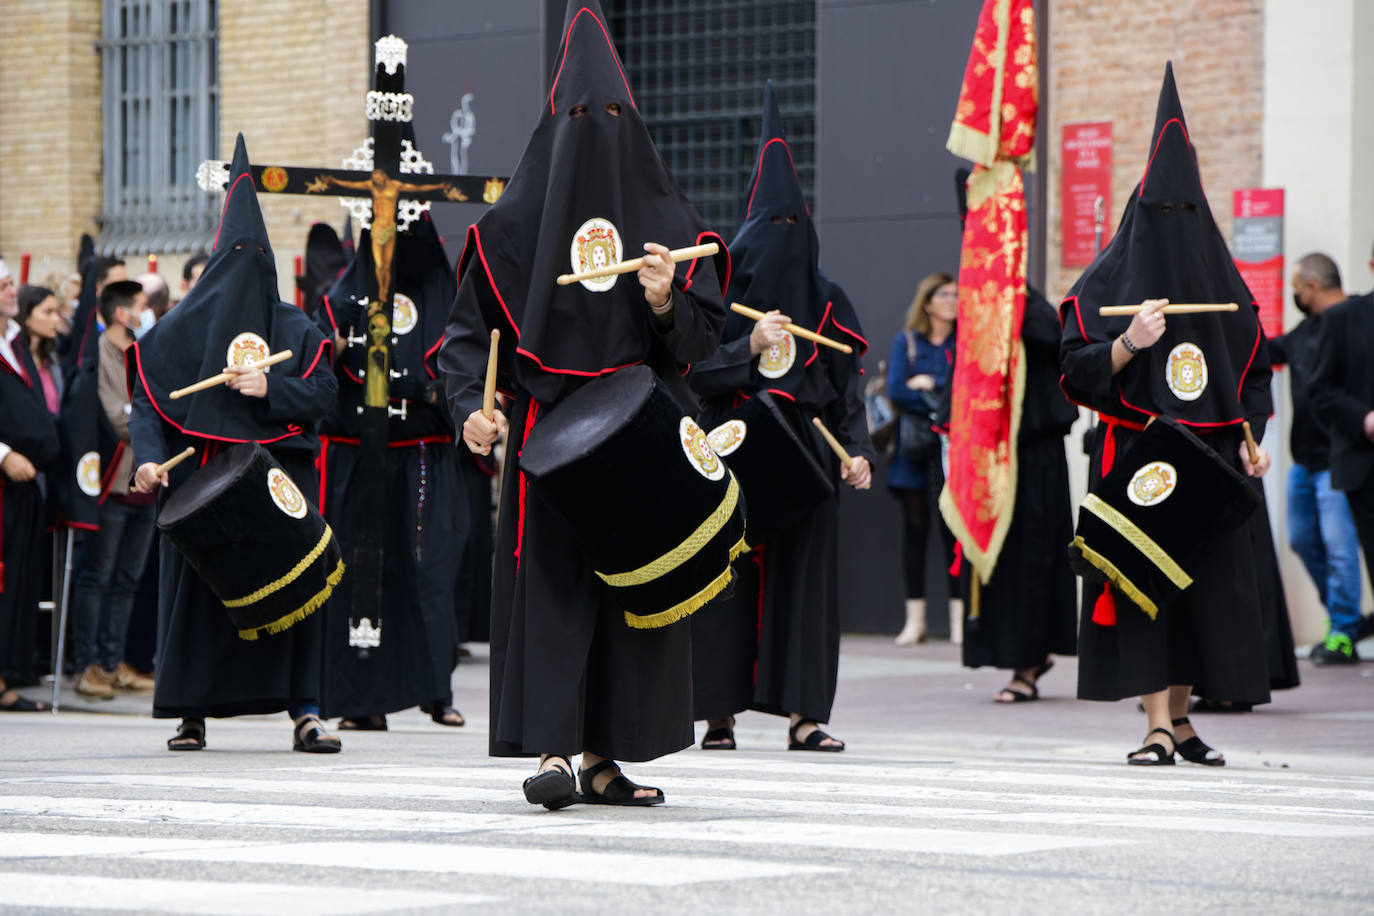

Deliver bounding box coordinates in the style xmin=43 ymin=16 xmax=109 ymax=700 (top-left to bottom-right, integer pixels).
xmin=606 ymin=1 xmax=816 ymax=241
xmin=98 ymin=0 xmax=219 ymax=256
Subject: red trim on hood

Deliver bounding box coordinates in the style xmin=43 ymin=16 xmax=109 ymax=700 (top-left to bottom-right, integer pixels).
xmin=549 ymin=7 xmax=637 ymax=114
xmin=130 ymin=344 xmax=303 ymax=445
xmin=96 ymin=441 xmax=127 ymax=505
xmin=514 ymin=346 xmax=645 ymax=379
xmin=467 ymin=225 xmax=521 ymax=340
xmin=745 ymin=138 xmax=808 ymax=219
xmin=827 ymin=311 xmax=869 ymax=354
xmin=423 ymin=334 xmax=443 ymax=380
xmin=212 ymin=171 xmax=256 ymax=251
xmin=301 ymin=338 xmax=330 ymax=378
xmin=1140 ymin=117 xmax=1190 ymax=193
xmin=682 ymin=231 xmax=730 ymax=294
xmin=320 ymin=293 xmax=340 ymax=335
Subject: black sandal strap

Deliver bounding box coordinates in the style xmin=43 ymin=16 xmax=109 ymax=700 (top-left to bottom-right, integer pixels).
xmin=541 ymin=754 xmax=573 ymax=776
xmin=1170 ymin=716 xmax=1191 ymax=728
xmin=579 ymin=758 xmax=618 ymax=782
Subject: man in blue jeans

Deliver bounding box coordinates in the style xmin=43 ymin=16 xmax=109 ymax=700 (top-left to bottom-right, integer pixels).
xmin=71 ymin=281 xmax=159 ymax=697
xmin=1271 ymin=252 xmax=1363 ymax=666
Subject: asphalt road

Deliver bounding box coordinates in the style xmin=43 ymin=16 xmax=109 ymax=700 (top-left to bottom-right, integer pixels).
xmin=1 ymin=637 xmax=1371 ymax=914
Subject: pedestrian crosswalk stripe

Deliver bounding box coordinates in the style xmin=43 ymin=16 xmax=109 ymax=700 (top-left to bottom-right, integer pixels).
xmin=0 ymin=871 xmax=495 ymax=913
xmin=0 ymin=833 xmax=838 ymax=886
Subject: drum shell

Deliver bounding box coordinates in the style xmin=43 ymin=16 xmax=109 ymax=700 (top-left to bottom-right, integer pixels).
xmin=157 ymin=442 xmax=344 ymax=639
xmin=1073 ymin=417 xmax=1258 ymax=616
xmin=703 ymin=392 xmax=834 ymax=545
xmin=520 ymin=366 xmax=747 ymax=627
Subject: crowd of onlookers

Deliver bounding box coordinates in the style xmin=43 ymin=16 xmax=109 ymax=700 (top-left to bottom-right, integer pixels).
xmin=0 ymin=252 xmax=206 ymax=711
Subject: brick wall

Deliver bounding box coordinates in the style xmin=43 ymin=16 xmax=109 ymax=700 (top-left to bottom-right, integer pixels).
xmin=218 ymin=0 xmax=369 ymax=298
xmin=0 ymin=0 xmax=102 ymax=281
xmin=0 ymin=0 xmax=367 ymax=294
xmin=1046 ymin=0 xmax=1265 ymax=300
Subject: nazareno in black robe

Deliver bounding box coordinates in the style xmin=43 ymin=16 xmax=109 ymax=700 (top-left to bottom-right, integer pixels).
xmin=959 ymin=288 xmax=1079 ymax=672
xmin=127 ymin=134 xmax=338 ymax=719
xmin=688 ymin=80 xmax=873 ymax=725
xmin=440 ymin=0 xmax=727 ymax=761
xmin=314 ymin=209 xmax=467 ymax=720
xmin=0 ymin=332 xmax=60 ymax=687
xmin=1058 ymin=64 xmax=1273 ymax=705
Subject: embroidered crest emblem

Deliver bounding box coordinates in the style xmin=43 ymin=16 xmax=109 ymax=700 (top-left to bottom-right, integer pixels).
xmin=1166 ymin=342 xmax=1207 ymax=402
xmin=1128 ymin=461 xmax=1178 ymax=507
xmin=76 ymin=451 xmax=101 ymax=498
xmin=261 ymin=166 xmax=289 ymax=192
xmin=226 ymin=332 xmax=272 ymax=370
xmin=267 ymin=467 xmax=308 ymax=519
xmin=391 ymin=292 xmax=418 ymax=335
xmin=707 ymin=419 xmax=748 ymax=457
xmin=758 ymin=330 xmax=797 ymax=379
xmin=483 ymin=177 xmax=505 ymax=204
xmin=680 ymin=417 xmax=725 ymax=481
xmin=569 ymin=217 xmax=623 ymax=292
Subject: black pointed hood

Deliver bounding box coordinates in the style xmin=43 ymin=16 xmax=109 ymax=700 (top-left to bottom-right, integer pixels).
xmin=1059 ymin=63 xmax=1266 ymax=429
xmin=128 ymin=133 xmax=331 ymax=444
xmin=453 ymin=0 xmax=728 ymax=404
xmin=720 ymin=80 xmax=866 ymax=404
xmin=297 ymin=222 xmax=346 ymax=318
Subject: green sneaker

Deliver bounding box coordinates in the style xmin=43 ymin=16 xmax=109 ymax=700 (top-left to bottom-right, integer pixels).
xmin=1312 ymin=633 xmax=1359 ymax=667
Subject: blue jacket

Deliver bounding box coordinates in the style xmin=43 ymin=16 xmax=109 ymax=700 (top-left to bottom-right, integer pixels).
xmin=886 ymin=329 xmax=954 ymax=491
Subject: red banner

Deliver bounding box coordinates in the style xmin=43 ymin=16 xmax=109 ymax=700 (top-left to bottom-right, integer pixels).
xmin=1060 ymin=122 xmax=1112 ymax=267
xmin=1232 ymin=188 xmax=1284 ymax=338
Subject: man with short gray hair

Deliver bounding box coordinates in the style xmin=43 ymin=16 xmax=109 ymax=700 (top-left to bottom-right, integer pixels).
xmin=136 ymin=272 xmax=170 ymax=319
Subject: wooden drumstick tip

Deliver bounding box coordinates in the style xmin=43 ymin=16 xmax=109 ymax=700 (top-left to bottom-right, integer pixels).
xmin=482 ymin=329 xmax=500 ymax=421
xmin=1242 ymin=420 xmax=1259 ymax=465
xmin=812 ymin=416 xmax=853 ymax=467
xmin=153 ymin=446 xmax=196 ymax=478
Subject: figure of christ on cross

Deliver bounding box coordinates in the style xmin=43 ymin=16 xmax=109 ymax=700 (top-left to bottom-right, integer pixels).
xmin=320 ymin=169 xmax=468 ymax=310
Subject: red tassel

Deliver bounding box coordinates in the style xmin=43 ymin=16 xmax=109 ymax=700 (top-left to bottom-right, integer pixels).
xmin=1091 ymin=582 xmax=1117 ymax=626
xmin=949 ymin=541 xmax=963 ymax=578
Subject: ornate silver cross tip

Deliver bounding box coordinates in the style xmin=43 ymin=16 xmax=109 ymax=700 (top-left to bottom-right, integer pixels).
xmin=375 ymin=35 xmax=407 ymax=74
xmin=195 ymin=159 xmax=229 ymax=192
xmin=348 ymin=617 xmax=383 ymax=649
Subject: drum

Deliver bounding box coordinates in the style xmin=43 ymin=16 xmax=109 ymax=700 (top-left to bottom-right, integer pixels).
xmin=1071 ymin=417 xmax=1258 ymax=619
xmin=157 ymin=442 xmax=345 ymax=640
xmin=520 ymin=365 xmax=748 ymax=629
xmin=703 ymin=391 xmax=833 ymax=545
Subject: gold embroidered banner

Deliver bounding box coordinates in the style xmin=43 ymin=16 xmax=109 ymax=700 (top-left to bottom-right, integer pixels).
xmin=939 ymin=0 xmax=1037 ymax=584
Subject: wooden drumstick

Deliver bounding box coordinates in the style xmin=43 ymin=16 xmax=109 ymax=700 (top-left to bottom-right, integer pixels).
xmin=154 ymin=447 xmax=196 ymax=478
xmin=169 ymin=349 xmax=295 ymax=400
xmin=730 ymin=303 xmax=854 ymax=354
xmin=482 ymin=329 xmax=500 ymax=420
xmin=1098 ymin=303 xmax=1238 ymax=316
xmin=812 ymin=417 xmax=853 ymax=467
xmin=555 ymin=242 xmax=720 ymax=286
xmin=1242 ymin=420 xmax=1259 ymax=465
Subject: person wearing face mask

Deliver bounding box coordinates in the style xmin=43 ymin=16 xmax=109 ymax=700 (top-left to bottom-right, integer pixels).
xmin=67 ymin=280 xmax=160 ymax=699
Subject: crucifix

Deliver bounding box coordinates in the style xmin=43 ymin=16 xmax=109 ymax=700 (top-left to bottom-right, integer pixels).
xmin=197 ymin=34 xmax=508 ymax=654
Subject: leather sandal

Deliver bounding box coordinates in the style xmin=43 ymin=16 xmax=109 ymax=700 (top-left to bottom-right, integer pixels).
xmin=1171 ymin=716 xmax=1225 ymax=766
xmin=293 ymin=714 xmax=342 ymax=753
xmin=994 ymin=679 xmax=1039 ymax=703
xmin=701 ymin=716 xmax=736 ymax=750
xmin=0 ymin=692 xmax=48 ymax=712
xmin=523 ymin=755 xmax=577 ymax=810
xmin=419 ymin=702 xmax=465 ymax=727
xmin=788 ymin=720 xmax=845 ymax=752
xmin=1127 ymin=727 xmax=1175 ymax=766
xmin=578 ymin=759 xmax=665 ymax=806
xmin=337 ymin=715 xmax=387 ymax=731
xmin=167 ymin=718 xmax=206 ymax=751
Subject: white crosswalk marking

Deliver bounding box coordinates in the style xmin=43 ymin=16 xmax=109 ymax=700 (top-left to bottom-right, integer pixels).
xmin=4 ymin=745 xmax=1373 ymax=910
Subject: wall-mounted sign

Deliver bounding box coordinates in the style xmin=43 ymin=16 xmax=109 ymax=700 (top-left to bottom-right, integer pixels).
xmin=1232 ymin=188 xmax=1284 ymax=338
xmin=1061 ymin=121 xmax=1113 ymax=268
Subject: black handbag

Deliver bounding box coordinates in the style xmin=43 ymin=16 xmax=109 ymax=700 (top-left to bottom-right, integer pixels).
xmin=897 ymin=331 xmax=940 ymax=463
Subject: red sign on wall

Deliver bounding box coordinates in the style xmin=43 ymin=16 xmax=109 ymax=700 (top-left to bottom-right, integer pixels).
xmin=1061 ymin=121 xmax=1113 ymax=268
xmin=1232 ymin=188 xmax=1285 ymax=338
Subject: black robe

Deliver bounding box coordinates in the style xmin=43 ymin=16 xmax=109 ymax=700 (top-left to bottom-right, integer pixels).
xmin=438 ymin=0 xmax=727 ymax=761
xmin=961 ymin=290 xmax=1079 ymax=671
xmin=0 ymin=339 xmax=60 ymax=686
xmin=126 ymin=133 xmax=341 ymax=718
xmin=314 ymin=216 xmax=467 ymax=719
xmin=687 ymin=80 xmax=874 ymax=725
xmin=1059 ymin=65 xmax=1272 ymax=704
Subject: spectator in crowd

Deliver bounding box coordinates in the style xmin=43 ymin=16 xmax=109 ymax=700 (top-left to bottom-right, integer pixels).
xmin=137 ymin=272 xmax=171 ymax=319
xmin=181 ymin=252 xmax=208 ymax=297
xmin=1269 ymin=253 xmax=1360 ymax=667
xmin=69 ymin=281 xmax=159 ymax=699
xmin=888 ymin=272 xmax=960 ymax=646
xmin=18 ymin=285 xmax=64 ymax=415
xmin=1310 ymin=241 xmax=1374 ymax=665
